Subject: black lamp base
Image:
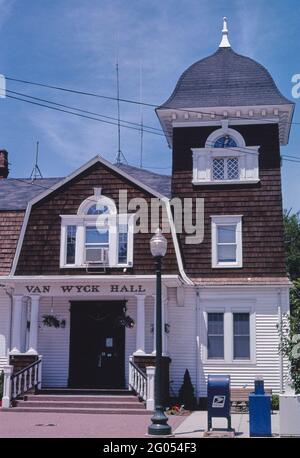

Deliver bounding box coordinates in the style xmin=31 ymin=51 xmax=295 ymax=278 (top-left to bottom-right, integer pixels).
xmin=148 ymin=409 xmax=172 ymax=436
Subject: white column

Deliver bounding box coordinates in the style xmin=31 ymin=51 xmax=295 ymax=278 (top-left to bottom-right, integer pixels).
xmin=134 ymin=295 xmax=146 ymax=355
xmin=146 ymin=366 xmax=155 ymax=411
xmin=1 ymin=365 xmax=13 ymax=408
xmin=10 ymin=295 xmax=23 ymax=354
xmin=27 ymin=296 xmax=40 ymax=355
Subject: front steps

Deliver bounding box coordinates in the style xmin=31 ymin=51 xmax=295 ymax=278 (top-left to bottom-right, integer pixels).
xmin=4 ymin=389 xmax=152 ymax=415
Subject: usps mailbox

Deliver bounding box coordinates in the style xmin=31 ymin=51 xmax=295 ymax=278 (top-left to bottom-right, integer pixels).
xmin=207 ymin=374 xmax=231 ymax=431
xmin=249 ymin=378 xmax=272 ymax=437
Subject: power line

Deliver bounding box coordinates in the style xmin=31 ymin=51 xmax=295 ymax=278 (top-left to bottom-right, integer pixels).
xmin=6 ymin=92 xmax=300 ymax=164
xmin=6 ymin=94 xmax=165 ymax=137
xmin=5 ymin=78 xmax=300 ymax=164
xmin=6 ymin=89 xmax=162 ymax=133
xmin=6 ymin=75 xmax=300 ymax=126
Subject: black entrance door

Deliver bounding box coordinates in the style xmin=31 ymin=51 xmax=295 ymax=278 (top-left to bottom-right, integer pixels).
xmin=69 ymin=301 xmax=126 ymax=389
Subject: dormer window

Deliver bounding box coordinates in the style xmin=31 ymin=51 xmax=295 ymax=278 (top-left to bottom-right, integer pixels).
xmin=60 ymin=189 xmax=134 ymax=268
xmin=192 ymin=127 xmax=259 ymax=185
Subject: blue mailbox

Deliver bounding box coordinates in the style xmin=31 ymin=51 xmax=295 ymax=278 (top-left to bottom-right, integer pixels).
xmin=207 ymin=374 xmax=232 ymax=431
xmin=249 ymin=378 xmax=272 ymax=437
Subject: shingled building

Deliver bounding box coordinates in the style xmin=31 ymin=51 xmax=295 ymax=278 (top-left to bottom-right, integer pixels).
xmin=0 ymin=19 xmax=294 ymax=412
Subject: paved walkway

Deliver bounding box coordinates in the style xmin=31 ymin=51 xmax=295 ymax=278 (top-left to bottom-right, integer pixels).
xmin=0 ymin=410 xmax=279 ymax=438
xmin=0 ymin=411 xmax=185 ymax=438
xmin=173 ymin=411 xmax=280 ymax=438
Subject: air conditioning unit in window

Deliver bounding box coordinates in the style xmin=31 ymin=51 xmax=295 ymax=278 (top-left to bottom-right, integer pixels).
xmin=85 ymin=247 xmax=109 ymax=266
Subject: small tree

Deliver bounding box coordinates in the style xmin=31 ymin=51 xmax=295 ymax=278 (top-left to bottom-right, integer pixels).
xmin=284 ymin=210 xmax=300 ymax=281
xmin=178 ymin=369 xmax=196 ymax=409
xmin=278 ymin=280 xmax=300 ymax=394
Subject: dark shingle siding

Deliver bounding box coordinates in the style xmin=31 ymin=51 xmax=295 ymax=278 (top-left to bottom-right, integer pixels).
xmin=159 ymin=48 xmax=293 ymax=109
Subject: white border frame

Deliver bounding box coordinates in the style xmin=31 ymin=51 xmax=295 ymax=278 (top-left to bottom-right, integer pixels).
xmin=202 ymin=300 xmax=256 ymax=364
xmin=60 ymin=213 xmax=135 ymax=269
xmin=211 ymin=215 xmax=243 ymax=268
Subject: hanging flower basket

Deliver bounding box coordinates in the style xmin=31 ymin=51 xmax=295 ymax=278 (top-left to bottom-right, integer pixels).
xmin=42 ymin=314 xmax=66 ymax=328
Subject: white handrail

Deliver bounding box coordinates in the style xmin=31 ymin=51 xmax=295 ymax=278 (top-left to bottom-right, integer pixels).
xmin=1 ymin=356 xmax=43 ymax=409
xmin=128 ymin=357 xmax=155 ymax=410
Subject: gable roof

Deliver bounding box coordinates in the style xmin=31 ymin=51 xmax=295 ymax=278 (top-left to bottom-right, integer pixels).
xmin=0 ymin=157 xmax=171 ymax=211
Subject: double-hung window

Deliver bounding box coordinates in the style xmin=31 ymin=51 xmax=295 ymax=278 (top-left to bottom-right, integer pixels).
xmin=206 ymin=310 xmax=252 ymax=362
xmin=233 ymin=313 xmax=250 ymax=359
xmin=85 ymin=225 xmax=109 ymax=264
xmin=207 ymin=313 xmax=224 ymax=359
xmin=211 ymin=215 xmax=243 ymax=268
xmin=60 ymin=190 xmax=134 ymax=268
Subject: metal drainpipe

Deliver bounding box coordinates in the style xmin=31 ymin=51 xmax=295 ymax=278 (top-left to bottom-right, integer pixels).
xmin=278 ymin=288 xmax=284 ymax=393
xmin=195 ymin=287 xmax=201 ymax=403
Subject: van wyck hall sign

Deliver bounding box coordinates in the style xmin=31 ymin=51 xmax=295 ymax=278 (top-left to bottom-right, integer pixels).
xmin=11 ymin=283 xmax=151 ymax=296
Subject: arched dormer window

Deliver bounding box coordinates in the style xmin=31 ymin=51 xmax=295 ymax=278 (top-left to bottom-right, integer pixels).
xmin=60 ymin=188 xmax=134 ymax=268
xmin=205 ymin=127 xmax=246 ymax=149
xmin=214 ymin=135 xmax=237 ymax=148
xmin=192 ymin=127 xmax=259 ymax=185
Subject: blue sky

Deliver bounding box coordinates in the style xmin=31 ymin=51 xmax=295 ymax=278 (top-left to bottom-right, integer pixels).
xmin=0 ymin=0 xmax=299 ymax=211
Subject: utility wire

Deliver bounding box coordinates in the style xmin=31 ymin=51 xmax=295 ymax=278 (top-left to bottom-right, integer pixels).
xmin=6 ymin=92 xmax=300 ymax=164
xmin=6 ymin=75 xmax=300 ymax=126
xmin=6 ymin=89 xmax=300 ymax=159
xmin=6 ymin=89 xmax=161 ymax=132
xmin=6 ymin=94 xmax=165 ymax=137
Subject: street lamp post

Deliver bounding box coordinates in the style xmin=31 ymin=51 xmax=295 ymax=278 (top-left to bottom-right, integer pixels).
xmin=148 ymin=228 xmax=172 ymax=436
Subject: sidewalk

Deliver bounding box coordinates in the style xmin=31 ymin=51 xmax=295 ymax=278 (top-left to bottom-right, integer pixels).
xmin=172 ymin=411 xmax=280 ymax=438
xmin=0 ymin=410 xmax=279 ymax=438
xmin=0 ymin=411 xmax=185 ymax=438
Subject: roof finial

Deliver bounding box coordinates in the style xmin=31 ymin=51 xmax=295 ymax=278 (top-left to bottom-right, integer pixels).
xmin=219 ymin=16 xmax=231 ymax=48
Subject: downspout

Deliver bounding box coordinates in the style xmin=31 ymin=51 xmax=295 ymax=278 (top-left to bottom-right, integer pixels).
xmin=163 ymin=198 xmax=194 ymax=286
xmin=278 ymin=288 xmax=284 ymax=393
xmin=195 ymin=287 xmax=201 ymax=403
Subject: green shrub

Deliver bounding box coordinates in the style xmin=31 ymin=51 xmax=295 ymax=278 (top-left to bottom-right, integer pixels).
xmin=272 ymin=394 xmax=279 ymax=410
xmin=178 ymin=369 xmax=196 ymax=410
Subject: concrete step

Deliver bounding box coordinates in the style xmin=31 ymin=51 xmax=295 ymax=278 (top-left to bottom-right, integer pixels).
xmin=15 ymin=400 xmax=144 ymax=409
xmin=38 ymin=389 xmax=132 ymax=396
xmin=25 ymin=395 xmax=138 ymax=402
xmin=3 ymin=407 xmax=152 ymax=415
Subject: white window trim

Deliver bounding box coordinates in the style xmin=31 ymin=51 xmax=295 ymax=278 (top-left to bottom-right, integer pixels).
xmin=192 ymin=146 xmax=260 ymax=185
xmin=202 ymin=303 xmax=256 ymax=365
xmin=230 ymin=308 xmax=256 ymax=364
xmin=211 ymin=215 xmax=243 ymax=268
xmin=60 ymin=212 xmax=135 ymax=269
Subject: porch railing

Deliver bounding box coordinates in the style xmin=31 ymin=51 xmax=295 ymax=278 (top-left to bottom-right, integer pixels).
xmin=129 ymin=356 xmax=155 ymax=410
xmin=1 ymin=356 xmax=42 ymax=408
